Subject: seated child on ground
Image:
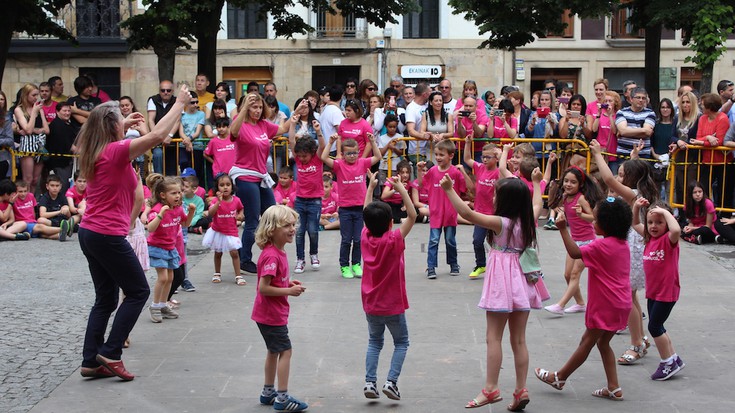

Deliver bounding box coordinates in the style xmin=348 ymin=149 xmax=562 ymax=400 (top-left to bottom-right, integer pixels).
xmin=65 ymin=173 xmax=87 ymax=224
xmin=0 ymin=179 xmax=30 ymax=240
xmin=12 ymin=180 xmax=67 ymax=241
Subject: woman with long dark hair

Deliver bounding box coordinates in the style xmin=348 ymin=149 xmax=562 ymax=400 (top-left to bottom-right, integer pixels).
xmin=75 ymin=86 xmax=189 ymax=380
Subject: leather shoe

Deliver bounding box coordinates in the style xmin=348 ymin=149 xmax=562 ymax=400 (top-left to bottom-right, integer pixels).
xmin=80 ymin=365 xmax=115 ymax=379
xmin=95 ymin=354 xmax=135 ymax=381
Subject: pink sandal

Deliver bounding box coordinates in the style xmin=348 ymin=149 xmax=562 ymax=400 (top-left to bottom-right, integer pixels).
xmin=507 ymin=388 xmax=530 ymax=411
xmin=465 ymin=388 xmax=502 ymax=408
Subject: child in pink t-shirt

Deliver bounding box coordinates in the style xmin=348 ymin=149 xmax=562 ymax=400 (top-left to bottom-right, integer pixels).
xmin=320 ymin=176 xmax=339 ymax=230
xmin=411 ymin=162 xmax=430 ymax=223
xmin=380 ymin=160 xmax=414 ymax=224
xmin=251 ymin=205 xmax=308 ymax=411
xmin=544 ymin=166 xmax=603 ymax=315
xmin=681 ymin=180 xmax=717 ymax=244
xmin=536 ymin=197 xmax=632 ymax=401
xmin=287 ymin=119 xmax=326 ymax=274
xmin=273 ymin=166 xmax=297 ymax=208
xmin=634 ymin=199 xmax=685 ymax=381
xmin=146 ymin=176 xmax=195 ymax=323
xmin=202 ymin=173 xmax=245 ymax=285
xmin=361 ymin=170 xmax=416 ymax=400
xmin=11 ymin=180 xmax=64 ymax=240
xmin=66 ymin=174 xmax=87 ymax=221
xmin=321 ymin=134 xmax=381 ymax=279
xmin=203 ymin=117 xmax=236 ymax=177
xmin=0 ymin=179 xmax=30 ymax=240
xmin=416 ymin=139 xmax=467 ymax=279
xmin=338 ymin=100 xmax=373 ymax=157
xmin=463 ymin=140 xmax=500 ymax=278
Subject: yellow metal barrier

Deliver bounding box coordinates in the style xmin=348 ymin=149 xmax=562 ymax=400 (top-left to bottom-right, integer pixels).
xmin=668 ymin=145 xmax=734 ymax=213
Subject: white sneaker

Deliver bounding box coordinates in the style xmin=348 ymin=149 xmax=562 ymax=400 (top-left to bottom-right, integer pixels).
xmin=310 ymin=254 xmax=320 ymax=270
xmin=294 ymin=260 xmax=305 ymax=274
xmin=564 ymin=304 xmax=587 ymax=313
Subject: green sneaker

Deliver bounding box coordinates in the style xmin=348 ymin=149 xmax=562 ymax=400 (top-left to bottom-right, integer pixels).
xmin=340 ymin=266 xmax=354 ymax=279
xmin=351 ymin=263 xmax=363 ymax=278
xmin=469 ymin=266 xmax=485 ymax=279
xmin=59 ymin=219 xmax=68 ymax=242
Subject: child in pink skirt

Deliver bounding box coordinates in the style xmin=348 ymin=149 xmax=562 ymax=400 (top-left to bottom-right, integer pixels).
xmin=536 ymin=197 xmax=632 ymax=401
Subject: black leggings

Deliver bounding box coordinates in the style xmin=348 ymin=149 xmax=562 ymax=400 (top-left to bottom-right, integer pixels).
xmin=714 ymin=219 xmax=735 ymax=243
xmin=682 ymin=226 xmax=716 ymax=244
xmin=647 ymin=299 xmax=676 ymax=338
xmin=168 ymin=265 xmax=186 ymax=301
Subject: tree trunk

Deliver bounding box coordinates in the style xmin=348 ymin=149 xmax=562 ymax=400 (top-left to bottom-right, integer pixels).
xmin=0 ymin=7 xmax=18 ymax=86
xmin=644 ymin=22 xmax=662 ymax=109
xmin=701 ymin=61 xmax=714 ymax=94
xmin=196 ymin=0 xmax=224 ymax=91
xmin=155 ymin=46 xmax=177 ymax=82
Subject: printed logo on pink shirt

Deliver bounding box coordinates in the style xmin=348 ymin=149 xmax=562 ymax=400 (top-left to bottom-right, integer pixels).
xmin=217 ymin=143 xmax=236 ymax=152
xmin=643 ymin=250 xmax=665 ymax=261
xmin=264 ymin=262 xmax=276 ymax=272
xmin=478 ymin=178 xmax=496 ymax=188
xmin=256 ymin=133 xmax=269 ymax=141
xmin=161 ymin=216 xmax=182 ymax=228
xmin=342 ymin=175 xmax=365 ymax=185
xmin=299 ymin=165 xmax=317 ymax=173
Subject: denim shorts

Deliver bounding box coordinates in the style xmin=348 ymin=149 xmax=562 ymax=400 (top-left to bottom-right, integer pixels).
xmin=257 ymin=323 xmax=292 ymax=353
xmin=148 ymin=245 xmax=181 ymax=269
xmin=25 ymin=223 xmax=41 ymax=238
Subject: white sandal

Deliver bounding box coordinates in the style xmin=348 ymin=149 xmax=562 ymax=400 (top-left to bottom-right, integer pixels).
xmin=534 ymin=368 xmax=565 ymax=390
xmin=211 ymin=273 xmax=222 ymax=283
xmin=235 ymin=275 xmax=247 ymax=286
xmin=592 ymin=387 xmax=623 ymax=401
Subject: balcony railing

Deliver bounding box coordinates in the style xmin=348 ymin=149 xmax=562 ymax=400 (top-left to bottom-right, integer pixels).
xmin=14 ymin=0 xmax=133 ymax=40
xmin=308 ymin=7 xmax=367 ymax=39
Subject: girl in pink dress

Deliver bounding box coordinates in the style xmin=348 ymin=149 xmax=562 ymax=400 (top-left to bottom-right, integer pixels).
xmin=440 ymin=169 xmax=549 ymax=411
xmin=536 ymin=197 xmax=632 ymax=401
xmin=544 ymin=166 xmax=603 ymax=315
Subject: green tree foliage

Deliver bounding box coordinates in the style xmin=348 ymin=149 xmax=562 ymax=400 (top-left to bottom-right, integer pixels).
xmin=0 ymin=0 xmax=74 ymax=85
xmin=683 ymin=1 xmax=735 ymax=92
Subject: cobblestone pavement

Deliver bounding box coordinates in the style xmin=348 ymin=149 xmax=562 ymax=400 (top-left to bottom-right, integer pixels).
xmin=2 ymin=225 xmax=734 ymax=412
xmin=0 ymin=234 xmax=207 ymax=413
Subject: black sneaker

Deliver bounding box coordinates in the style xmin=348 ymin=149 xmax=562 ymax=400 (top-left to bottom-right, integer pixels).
xmin=181 ymin=280 xmax=196 ymax=292
xmin=426 ymin=268 xmax=437 ymax=279
xmin=382 ymin=380 xmax=401 ymax=400
xmin=364 ymin=381 xmax=380 ymax=399
xmin=15 ymin=232 xmax=31 ymax=241
xmin=715 ymin=235 xmax=726 ymax=244
xmin=240 ymin=260 xmax=257 ymax=275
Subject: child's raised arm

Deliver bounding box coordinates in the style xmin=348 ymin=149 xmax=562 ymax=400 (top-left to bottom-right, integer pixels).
xmin=416 ymin=161 xmax=427 ymax=187
xmin=183 ymin=202 xmax=196 ymax=227
xmin=457 ymin=164 xmax=475 ymax=194
xmin=368 ymin=133 xmax=382 ymax=166
xmin=463 ymin=135 xmax=476 ymax=169
xmin=631 ymin=197 xmax=648 ymax=236
xmin=392 ymin=177 xmax=416 ymax=238
xmin=498 ymin=143 xmax=513 ymax=179
xmin=543 ymin=152 xmax=557 ymax=184
xmin=365 ymin=170 xmax=378 ymax=209
xmin=589 ymin=139 xmax=636 ymax=203
xmin=147 ymin=204 xmax=168 ymax=233
xmin=574 ymin=195 xmax=595 ymax=223
xmin=651 ymin=205 xmax=681 ymax=245
xmin=531 ymin=167 xmax=544 ymax=220
xmin=555 ymin=211 xmax=582 ymax=259
xmin=314 ymin=120 xmax=326 ymax=155
xmin=439 ymin=174 xmax=501 ymax=233
xmin=320 ymin=134 xmax=338 ymax=168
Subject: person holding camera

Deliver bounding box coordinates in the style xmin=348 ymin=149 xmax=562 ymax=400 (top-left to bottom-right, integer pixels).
xmin=487 ymin=99 xmax=518 ymax=140
xmin=456 ymin=96 xmax=488 ymax=163
xmin=525 ymin=89 xmax=559 ymax=156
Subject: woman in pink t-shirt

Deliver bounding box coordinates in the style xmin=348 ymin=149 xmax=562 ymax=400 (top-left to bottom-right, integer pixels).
xmin=230 ymin=93 xmax=307 ymax=274
xmin=75 ymin=86 xmax=189 ymax=381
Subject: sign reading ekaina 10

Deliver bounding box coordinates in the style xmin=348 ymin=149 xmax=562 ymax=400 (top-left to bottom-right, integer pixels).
xmin=400 ymin=65 xmax=443 ymax=79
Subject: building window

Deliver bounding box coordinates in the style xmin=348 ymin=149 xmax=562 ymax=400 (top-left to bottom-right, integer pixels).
xmin=546 ymin=10 xmax=574 ymax=38
xmin=314 ymin=1 xmax=360 ymax=38
xmin=681 ymin=67 xmax=703 ymax=92
xmin=79 ymin=67 xmax=121 ymax=100
xmin=76 ymin=0 xmax=121 ymax=38
xmin=609 ymin=1 xmax=644 ymax=39
xmin=403 ymin=0 xmax=439 ymax=39
xmin=227 ymin=3 xmax=267 ymax=39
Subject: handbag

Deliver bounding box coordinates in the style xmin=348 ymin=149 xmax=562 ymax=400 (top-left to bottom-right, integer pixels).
xmin=519 ymin=247 xmax=543 ymax=284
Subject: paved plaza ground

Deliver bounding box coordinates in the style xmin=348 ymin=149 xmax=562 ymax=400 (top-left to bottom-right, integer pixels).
xmin=2 ymin=222 xmax=734 ymax=413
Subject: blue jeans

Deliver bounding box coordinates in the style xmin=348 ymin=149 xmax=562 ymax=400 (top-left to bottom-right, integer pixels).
xmin=338 ymin=207 xmax=363 ymax=267
xmin=365 ymin=313 xmax=409 ymax=383
xmin=79 ymin=228 xmax=150 ymax=367
xmin=236 ymin=179 xmax=275 ymax=264
xmin=473 ymin=225 xmax=488 ymax=267
xmin=295 ymin=197 xmax=321 ymax=260
xmin=427 ymin=226 xmax=457 ymax=268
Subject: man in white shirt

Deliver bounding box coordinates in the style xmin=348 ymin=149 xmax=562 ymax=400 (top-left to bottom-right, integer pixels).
xmin=405 ymin=82 xmax=431 ymax=163
xmin=320 ymin=85 xmax=346 ymax=154
xmin=439 ymin=79 xmax=457 ymax=113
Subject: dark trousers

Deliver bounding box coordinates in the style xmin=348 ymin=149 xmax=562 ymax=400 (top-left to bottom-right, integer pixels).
xmin=235 ymin=179 xmax=275 ymax=264
xmin=168 ymin=264 xmax=186 ymax=301
xmin=338 ymin=206 xmax=363 ymax=267
xmin=714 ymin=219 xmax=735 ymax=243
xmin=79 ymin=228 xmax=150 ymax=367
xmin=473 ymin=225 xmax=488 ymax=267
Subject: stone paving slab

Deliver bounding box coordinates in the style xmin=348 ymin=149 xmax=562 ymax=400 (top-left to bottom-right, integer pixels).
xmin=2 ymin=223 xmax=733 ymax=413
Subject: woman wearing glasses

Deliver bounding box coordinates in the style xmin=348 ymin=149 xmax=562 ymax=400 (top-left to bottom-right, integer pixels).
xmin=340 ymin=77 xmax=359 ymax=111
xmin=357 ymin=79 xmax=378 ymax=118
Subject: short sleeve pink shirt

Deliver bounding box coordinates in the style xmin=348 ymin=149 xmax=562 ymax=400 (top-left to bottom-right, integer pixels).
xmin=361 ymin=228 xmax=408 ymax=316
xmin=80 ymin=140 xmax=138 ymax=236
xmin=384 ymin=180 xmax=414 ymax=205
xmin=12 ymin=193 xmax=37 ymax=223
xmin=338 ymin=118 xmax=372 ymax=154
xmin=210 ymin=197 xmax=244 ymax=237
xmin=473 ymin=164 xmax=499 ymax=214
xmin=332 ymin=158 xmax=372 ymax=207
xmin=252 ymin=244 xmax=290 ymax=326
xmin=234 ymin=120 xmax=279 ymax=182
xmin=580 ymin=237 xmax=632 ymax=331
xmin=65 ymin=186 xmax=85 ymax=206
xmin=274 ymin=184 xmax=296 ymax=208
xmin=295 ymin=155 xmax=324 ymax=198
xmin=146 ymin=204 xmax=188 ymax=249
xmin=422 ymin=166 xmax=466 ymax=228
xmin=643 ymin=234 xmax=681 ymax=302
xmin=321 ymin=191 xmax=338 ymax=214
xmin=204 ymin=136 xmax=237 ymax=176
